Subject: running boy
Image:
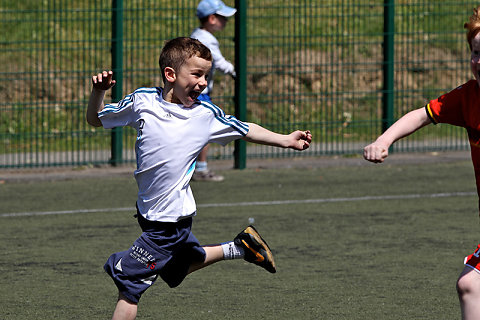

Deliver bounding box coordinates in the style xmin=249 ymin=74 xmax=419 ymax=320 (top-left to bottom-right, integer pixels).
xmin=363 ymin=6 xmax=480 ymax=319
xmin=190 ymin=0 xmax=237 ymax=181
xmin=87 ymin=37 xmax=312 ymax=320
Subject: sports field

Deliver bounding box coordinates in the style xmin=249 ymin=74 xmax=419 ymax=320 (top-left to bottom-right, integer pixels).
xmin=1 ymin=153 xmax=478 ymax=319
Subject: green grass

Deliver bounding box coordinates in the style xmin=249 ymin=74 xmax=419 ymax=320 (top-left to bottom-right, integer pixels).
xmin=0 ymin=157 xmax=478 ymax=319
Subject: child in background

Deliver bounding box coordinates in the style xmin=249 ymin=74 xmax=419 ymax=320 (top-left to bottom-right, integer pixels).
xmin=363 ymin=6 xmax=480 ymax=319
xmin=87 ymin=37 xmax=312 ymax=320
xmin=190 ymin=0 xmax=237 ymax=181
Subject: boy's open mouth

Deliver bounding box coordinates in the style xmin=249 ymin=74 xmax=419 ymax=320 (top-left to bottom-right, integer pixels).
xmin=189 ymin=90 xmax=201 ymax=100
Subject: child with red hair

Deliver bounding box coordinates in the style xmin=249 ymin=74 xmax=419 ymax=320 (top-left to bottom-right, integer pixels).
xmin=364 ymin=6 xmax=480 ymax=319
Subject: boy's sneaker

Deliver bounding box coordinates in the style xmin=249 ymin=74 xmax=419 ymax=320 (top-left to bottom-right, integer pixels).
xmin=192 ymin=170 xmax=224 ymax=182
xmin=234 ymin=225 xmax=276 ymax=273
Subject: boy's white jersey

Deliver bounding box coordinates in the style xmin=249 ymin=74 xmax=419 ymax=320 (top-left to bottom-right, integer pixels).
xmin=98 ymin=87 xmax=248 ymax=222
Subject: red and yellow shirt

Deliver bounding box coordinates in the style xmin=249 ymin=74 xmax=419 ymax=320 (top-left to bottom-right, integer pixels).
xmin=426 ymin=79 xmax=480 ymax=201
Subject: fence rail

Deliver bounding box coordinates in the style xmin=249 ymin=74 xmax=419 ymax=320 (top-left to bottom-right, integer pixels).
xmin=0 ymin=0 xmax=476 ymax=168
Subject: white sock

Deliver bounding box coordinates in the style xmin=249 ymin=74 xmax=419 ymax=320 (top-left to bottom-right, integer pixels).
xmin=221 ymin=241 xmax=245 ymax=260
xmin=196 ymin=161 xmax=208 ymax=172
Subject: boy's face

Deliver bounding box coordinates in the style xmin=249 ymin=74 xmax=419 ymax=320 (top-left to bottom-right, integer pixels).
xmin=471 ymin=32 xmax=480 ymax=87
xmin=170 ymin=55 xmax=212 ymax=107
xmin=211 ymin=14 xmax=228 ymax=32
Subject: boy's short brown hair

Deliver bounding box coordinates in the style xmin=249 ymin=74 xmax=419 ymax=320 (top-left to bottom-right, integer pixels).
xmin=159 ymin=37 xmax=212 ymax=83
xmin=465 ymin=6 xmax=480 ymax=50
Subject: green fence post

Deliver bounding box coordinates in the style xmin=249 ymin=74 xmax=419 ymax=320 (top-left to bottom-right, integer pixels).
xmin=382 ymin=0 xmax=395 ymax=132
xmin=111 ymin=0 xmax=123 ymax=166
xmin=234 ymin=0 xmax=247 ymax=169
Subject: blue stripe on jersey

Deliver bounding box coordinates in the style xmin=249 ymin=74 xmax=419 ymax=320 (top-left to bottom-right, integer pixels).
xmin=199 ymin=100 xmax=249 ymax=136
xmin=187 ymin=161 xmax=196 ymax=176
xmin=99 ymin=94 xmax=133 ymax=116
xmin=98 ymin=87 xmax=159 ymax=116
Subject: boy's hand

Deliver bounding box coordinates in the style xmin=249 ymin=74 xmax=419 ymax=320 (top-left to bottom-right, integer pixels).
xmin=289 ymin=130 xmax=312 ymax=150
xmin=92 ymin=70 xmax=116 ymax=91
xmin=363 ymin=142 xmax=389 ymax=163
xmin=87 ymin=70 xmax=115 ymax=127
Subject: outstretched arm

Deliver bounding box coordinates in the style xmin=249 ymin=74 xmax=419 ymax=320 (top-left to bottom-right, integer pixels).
xmin=86 ymin=70 xmax=116 ymax=127
xmin=363 ymin=107 xmax=432 ymax=163
xmin=243 ymin=123 xmax=312 ymax=150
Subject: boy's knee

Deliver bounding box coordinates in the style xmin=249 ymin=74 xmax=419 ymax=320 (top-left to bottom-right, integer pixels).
xmin=457 ymin=274 xmax=471 ymax=297
xmin=118 ymin=292 xmax=136 ymax=304
xmin=457 ymin=268 xmax=480 ymax=298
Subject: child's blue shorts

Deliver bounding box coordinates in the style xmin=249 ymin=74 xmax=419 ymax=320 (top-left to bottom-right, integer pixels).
xmin=104 ymin=214 xmax=206 ymax=303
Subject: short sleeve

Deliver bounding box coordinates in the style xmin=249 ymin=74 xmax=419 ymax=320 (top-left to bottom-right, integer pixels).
xmin=425 ymin=84 xmax=467 ymax=127
xmin=199 ymin=101 xmax=249 ymax=145
xmin=210 ymin=114 xmax=249 ymax=145
xmin=98 ymin=92 xmax=136 ymax=129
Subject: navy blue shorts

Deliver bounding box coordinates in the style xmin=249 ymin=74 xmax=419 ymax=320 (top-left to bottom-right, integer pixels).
xmin=104 ymin=214 xmax=206 ymax=303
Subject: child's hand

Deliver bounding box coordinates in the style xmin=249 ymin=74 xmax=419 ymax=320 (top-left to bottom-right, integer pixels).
xmin=363 ymin=142 xmax=389 ymax=163
xmin=289 ymin=130 xmax=312 ymax=150
xmin=92 ymin=70 xmax=116 ymax=91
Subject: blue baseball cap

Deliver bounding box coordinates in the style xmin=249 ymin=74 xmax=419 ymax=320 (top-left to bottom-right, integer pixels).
xmin=197 ymin=0 xmax=237 ymax=19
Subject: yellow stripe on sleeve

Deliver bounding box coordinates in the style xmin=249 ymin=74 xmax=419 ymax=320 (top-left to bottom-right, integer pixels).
xmin=425 ymin=103 xmax=438 ymax=124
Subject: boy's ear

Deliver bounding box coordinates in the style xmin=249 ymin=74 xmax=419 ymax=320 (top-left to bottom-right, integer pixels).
xmin=164 ymin=67 xmax=176 ymax=83
xmin=207 ymin=14 xmax=216 ymax=24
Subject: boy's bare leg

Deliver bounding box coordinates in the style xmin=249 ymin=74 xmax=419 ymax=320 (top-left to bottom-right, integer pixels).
xmin=198 ymin=145 xmax=208 ymax=162
xmin=457 ymin=266 xmax=480 ymax=319
xmin=111 ymin=293 xmax=137 ymax=320
xmin=188 ymin=225 xmax=277 ymax=274
xmin=188 ymin=245 xmax=224 ymax=274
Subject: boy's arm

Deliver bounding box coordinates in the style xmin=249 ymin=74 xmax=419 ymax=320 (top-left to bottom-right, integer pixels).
xmin=208 ymin=40 xmax=235 ymax=76
xmin=86 ymin=70 xmax=116 ymax=127
xmin=363 ymin=107 xmax=432 ymax=163
xmin=213 ymin=53 xmax=235 ymax=77
xmin=243 ymin=123 xmax=312 ymax=150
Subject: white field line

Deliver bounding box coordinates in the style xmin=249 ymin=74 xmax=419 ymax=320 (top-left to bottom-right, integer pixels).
xmin=0 ymin=191 xmax=476 ymax=218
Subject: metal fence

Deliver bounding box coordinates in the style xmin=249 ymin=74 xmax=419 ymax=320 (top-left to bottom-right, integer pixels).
xmin=0 ymin=0 xmax=477 ymax=168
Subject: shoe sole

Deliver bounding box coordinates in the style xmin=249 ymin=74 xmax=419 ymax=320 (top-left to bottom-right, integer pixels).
xmin=244 ymin=225 xmax=276 ymax=272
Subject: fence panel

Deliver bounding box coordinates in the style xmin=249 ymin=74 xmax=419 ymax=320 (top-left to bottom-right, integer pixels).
xmin=0 ymin=1 xmax=477 ymax=168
